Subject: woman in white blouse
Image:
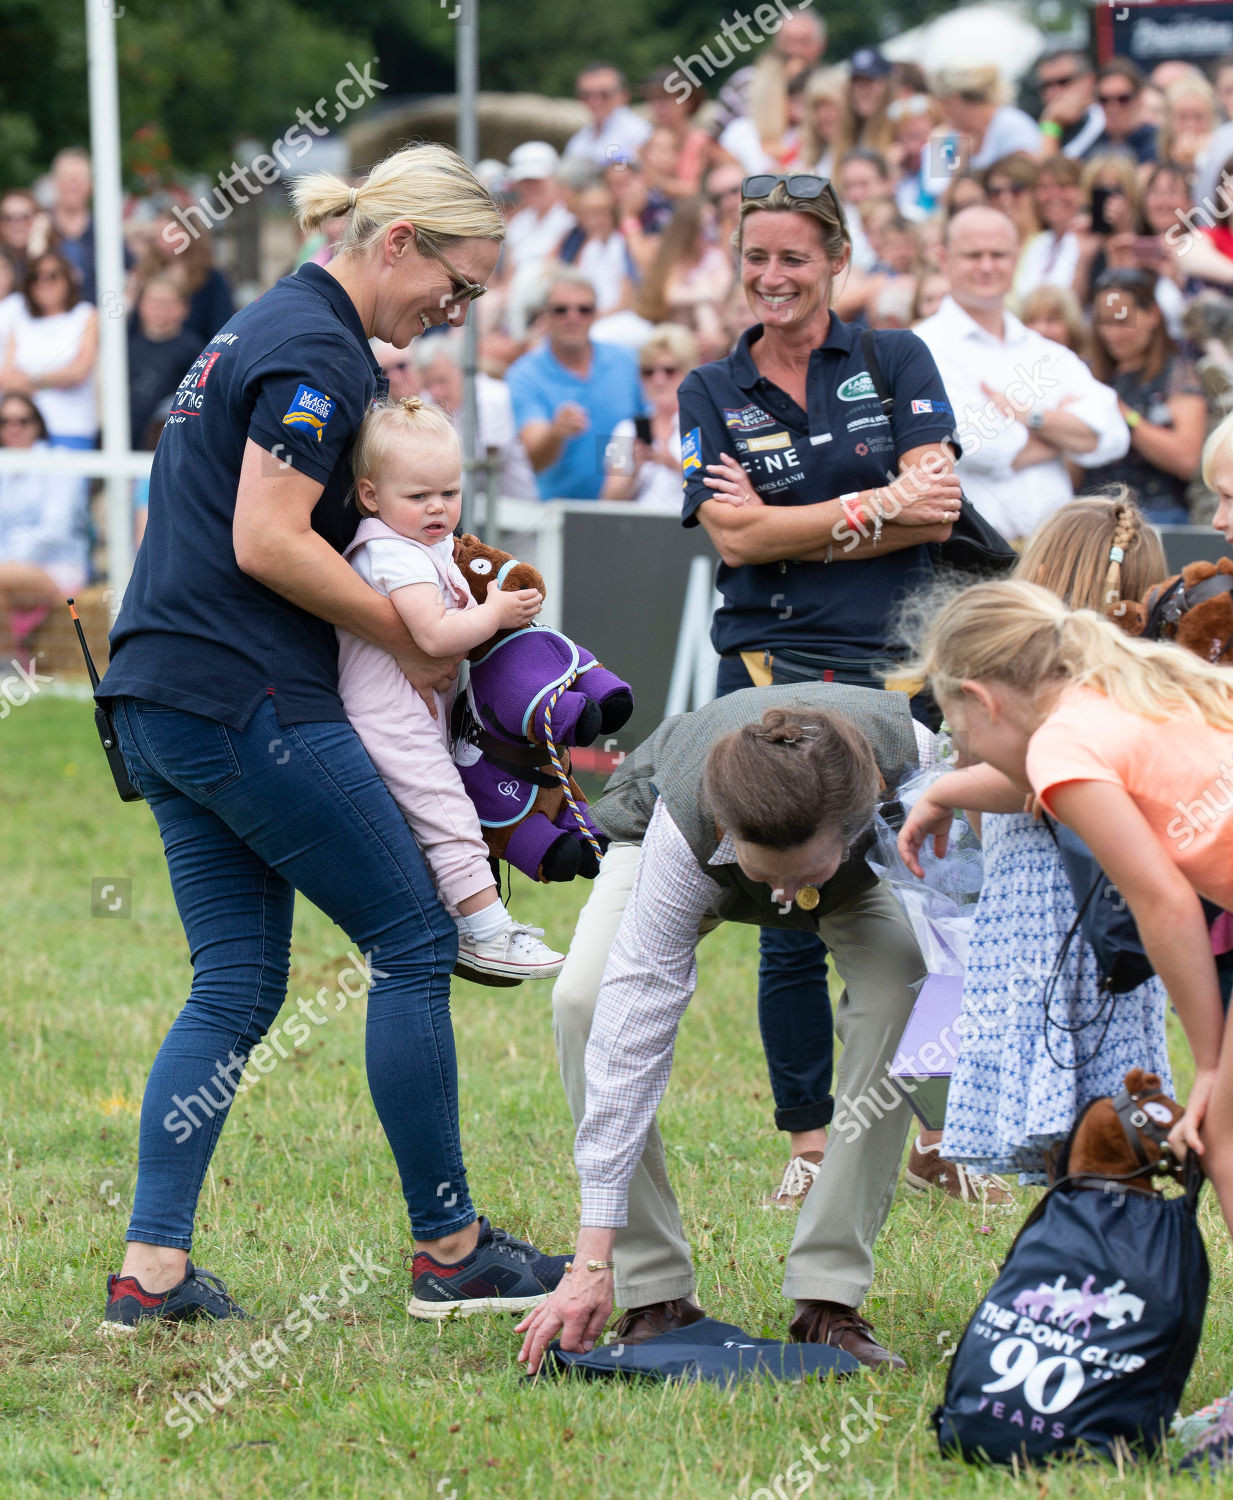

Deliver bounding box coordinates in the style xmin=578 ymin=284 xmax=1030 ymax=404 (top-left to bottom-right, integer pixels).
xmin=0 ymin=390 xmax=90 ymax=659
xmin=601 ymin=324 xmax=697 ymax=510
xmin=0 ymin=250 xmax=98 ymax=448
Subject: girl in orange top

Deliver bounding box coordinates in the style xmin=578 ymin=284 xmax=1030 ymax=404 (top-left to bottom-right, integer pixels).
xmin=898 ymin=578 xmax=1233 ymax=1218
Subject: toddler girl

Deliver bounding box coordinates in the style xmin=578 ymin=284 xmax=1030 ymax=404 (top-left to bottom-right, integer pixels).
xmin=338 ymin=395 xmax=564 ymax=983
xmin=902 ymin=494 xmax=1171 ymax=1186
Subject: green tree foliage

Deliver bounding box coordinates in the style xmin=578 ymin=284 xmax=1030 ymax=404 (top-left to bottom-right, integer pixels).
xmin=0 ymin=0 xmax=957 ymax=192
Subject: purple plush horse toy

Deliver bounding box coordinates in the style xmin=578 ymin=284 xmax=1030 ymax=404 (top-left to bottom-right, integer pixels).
xmin=450 ymin=533 xmax=633 ymax=883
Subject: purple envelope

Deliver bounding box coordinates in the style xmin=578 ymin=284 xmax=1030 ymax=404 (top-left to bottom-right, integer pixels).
xmin=888 ymin=972 xmax=965 ymax=1131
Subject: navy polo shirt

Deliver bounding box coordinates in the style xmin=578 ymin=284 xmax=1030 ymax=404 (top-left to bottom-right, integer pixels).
xmin=679 ymin=317 xmax=958 ymax=660
xmin=99 ymin=263 xmax=386 ymax=729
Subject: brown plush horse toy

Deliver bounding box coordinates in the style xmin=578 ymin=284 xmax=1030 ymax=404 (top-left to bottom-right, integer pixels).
xmin=1065 ymin=1069 xmax=1185 ymax=1195
xmin=1111 ymin=557 xmax=1233 ymax=664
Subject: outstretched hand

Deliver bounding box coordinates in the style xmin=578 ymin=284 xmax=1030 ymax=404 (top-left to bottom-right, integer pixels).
xmin=516 ymin=1267 xmax=614 ymax=1375
xmin=897 ymin=792 xmax=956 ymax=879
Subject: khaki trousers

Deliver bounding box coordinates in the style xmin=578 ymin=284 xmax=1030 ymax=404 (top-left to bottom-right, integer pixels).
xmin=551 ymin=841 xmax=925 ymax=1310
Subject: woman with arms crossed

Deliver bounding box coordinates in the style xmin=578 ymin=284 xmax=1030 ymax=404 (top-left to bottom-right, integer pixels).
xmin=677 ymin=170 xmax=964 ymax=1209
xmin=98 ymin=145 xmax=568 ymax=1331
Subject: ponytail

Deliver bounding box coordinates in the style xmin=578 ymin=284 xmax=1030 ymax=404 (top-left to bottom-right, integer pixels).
xmin=290 ymin=142 xmax=504 ymax=258
xmin=704 ymin=707 xmax=881 ymax=849
xmin=916 ymin=578 xmax=1233 ymax=730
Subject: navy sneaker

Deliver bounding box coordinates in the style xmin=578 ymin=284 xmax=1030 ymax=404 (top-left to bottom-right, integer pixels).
xmin=101 ymin=1262 xmax=250 ymax=1333
xmin=407 ymin=1217 xmax=572 ymax=1320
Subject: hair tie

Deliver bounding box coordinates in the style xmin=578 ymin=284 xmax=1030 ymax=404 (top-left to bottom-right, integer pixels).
xmin=399 ymin=395 xmax=424 ymax=414
xmin=347 ymin=187 xmax=358 ymax=212
xmin=1109 ymin=545 xmax=1125 ymax=564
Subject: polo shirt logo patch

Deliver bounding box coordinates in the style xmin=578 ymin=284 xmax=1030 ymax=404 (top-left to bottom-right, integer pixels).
xmin=195 ymin=352 xmax=221 ymax=387
xmin=837 ymin=372 xmax=877 ymax=402
xmin=744 ymin=431 xmax=792 ymax=453
xmin=723 ymin=403 xmax=774 ymax=432
xmin=681 ymin=425 xmax=703 ymax=474
xmin=911 ymin=398 xmax=933 ymax=414
xmin=282 ymin=384 xmax=336 ymax=441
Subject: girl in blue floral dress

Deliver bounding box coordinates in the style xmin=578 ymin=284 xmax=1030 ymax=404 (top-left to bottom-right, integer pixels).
xmin=925 ymin=494 xmax=1174 ymax=1182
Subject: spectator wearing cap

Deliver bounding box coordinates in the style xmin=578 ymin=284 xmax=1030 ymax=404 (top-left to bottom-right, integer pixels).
xmin=506 ymin=266 xmax=644 ymax=500
xmin=564 ymin=63 xmax=652 ymax=167
xmin=504 ymin=142 xmax=576 ymax=273
xmin=835 ymin=49 xmax=896 ymax=162
xmin=1034 ymin=48 xmax=1107 ymax=162
xmin=935 ymin=65 xmax=1042 ymax=172
xmin=1090 ymin=59 xmax=1158 ymax=164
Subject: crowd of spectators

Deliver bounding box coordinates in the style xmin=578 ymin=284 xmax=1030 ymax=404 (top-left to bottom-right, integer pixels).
xmin=8 ymin=23 xmax=1233 ymax=649
xmin=409 ymin=27 xmax=1233 ymax=535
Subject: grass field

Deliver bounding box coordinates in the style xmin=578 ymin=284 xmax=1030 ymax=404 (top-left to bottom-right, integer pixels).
xmin=3 ymin=692 xmax=1231 ymax=1499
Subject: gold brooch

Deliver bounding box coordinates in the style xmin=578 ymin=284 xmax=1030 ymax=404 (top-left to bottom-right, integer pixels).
xmin=795 ymin=886 xmax=820 ymax=911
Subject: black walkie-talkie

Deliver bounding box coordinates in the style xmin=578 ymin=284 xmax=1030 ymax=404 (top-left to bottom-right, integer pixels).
xmin=67 ymin=598 xmax=143 ymax=802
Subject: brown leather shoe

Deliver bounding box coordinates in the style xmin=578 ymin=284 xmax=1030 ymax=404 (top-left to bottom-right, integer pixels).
xmin=610 ymin=1297 xmax=707 ymax=1345
xmin=789 ymin=1299 xmax=906 ymax=1371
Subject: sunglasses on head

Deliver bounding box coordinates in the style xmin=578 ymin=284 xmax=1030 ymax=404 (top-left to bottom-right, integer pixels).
xmin=742 ymin=173 xmax=840 ymax=208
xmin=416 ymin=231 xmax=487 ymax=305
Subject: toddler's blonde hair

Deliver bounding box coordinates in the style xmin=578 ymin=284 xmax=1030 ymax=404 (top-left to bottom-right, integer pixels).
xmin=1201 ymin=409 xmax=1233 ymax=492
xmin=351 ymin=395 xmax=460 ymax=517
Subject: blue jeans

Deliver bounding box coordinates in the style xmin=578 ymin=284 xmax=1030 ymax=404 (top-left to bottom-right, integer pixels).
xmin=715 ymin=656 xmax=834 ymax=1131
xmin=112 ymin=695 xmax=471 ymax=1249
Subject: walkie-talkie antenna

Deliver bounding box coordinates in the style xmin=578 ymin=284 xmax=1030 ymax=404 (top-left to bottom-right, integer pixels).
xmin=67 ymin=597 xmax=102 ymax=690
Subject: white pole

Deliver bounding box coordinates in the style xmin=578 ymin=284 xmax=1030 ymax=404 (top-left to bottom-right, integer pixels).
xmin=86 ymin=0 xmax=133 ymax=595
xmin=457 ymin=0 xmax=480 ymax=533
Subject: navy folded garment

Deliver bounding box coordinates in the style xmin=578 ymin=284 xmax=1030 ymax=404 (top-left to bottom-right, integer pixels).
xmin=541 ymin=1316 xmax=861 ymax=1383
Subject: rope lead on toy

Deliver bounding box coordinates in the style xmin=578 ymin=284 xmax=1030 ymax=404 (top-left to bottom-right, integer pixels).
xmin=543 ymin=679 xmax=603 ymax=862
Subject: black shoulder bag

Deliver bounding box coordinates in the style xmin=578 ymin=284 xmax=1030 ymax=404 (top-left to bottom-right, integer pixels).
xmin=860 ymin=329 xmax=1018 ymax=575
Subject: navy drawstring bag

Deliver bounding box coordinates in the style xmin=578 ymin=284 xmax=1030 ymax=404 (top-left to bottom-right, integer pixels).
xmin=934 ymin=1154 xmax=1208 ymax=1464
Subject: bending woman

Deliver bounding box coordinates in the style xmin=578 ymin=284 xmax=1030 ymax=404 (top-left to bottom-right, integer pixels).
xmin=97 ymin=144 xmax=568 ymax=1330
xmin=519 ymin=684 xmax=935 ymax=1374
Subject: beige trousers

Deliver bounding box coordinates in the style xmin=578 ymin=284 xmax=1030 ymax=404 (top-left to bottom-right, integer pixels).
xmin=552 ymin=841 xmax=925 ymax=1310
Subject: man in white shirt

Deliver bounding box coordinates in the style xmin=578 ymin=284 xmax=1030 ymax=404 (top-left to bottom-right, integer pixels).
xmin=503 ymin=142 xmax=576 ymax=273
xmin=914 ymin=206 xmax=1129 ymax=543
xmin=564 ymin=63 xmax=652 ymax=166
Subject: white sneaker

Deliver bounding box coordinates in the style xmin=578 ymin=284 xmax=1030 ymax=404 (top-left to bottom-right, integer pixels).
xmin=455 ymin=923 xmax=564 ymax=982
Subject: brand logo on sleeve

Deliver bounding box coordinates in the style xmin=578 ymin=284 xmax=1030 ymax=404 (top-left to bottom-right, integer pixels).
xmin=282 ymin=384 xmax=336 ymax=441
xmin=722 ymin=403 xmax=775 ymax=432
xmin=681 ymin=425 xmax=702 ymax=474
xmin=745 ymin=431 xmax=792 ymax=452
xmin=837 ymin=373 xmax=877 ymax=403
